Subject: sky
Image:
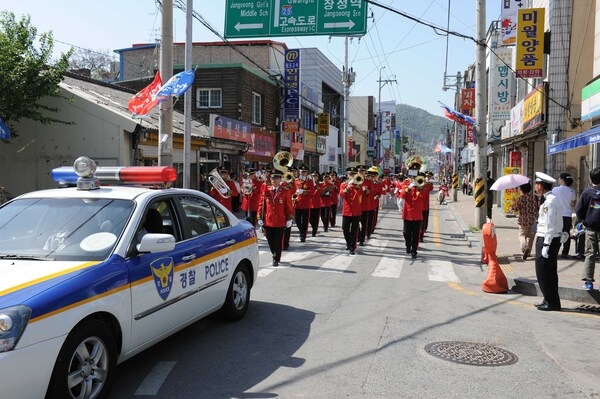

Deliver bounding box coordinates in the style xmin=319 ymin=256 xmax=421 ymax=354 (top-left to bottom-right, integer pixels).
xmin=2 ymin=0 xmax=501 ymax=118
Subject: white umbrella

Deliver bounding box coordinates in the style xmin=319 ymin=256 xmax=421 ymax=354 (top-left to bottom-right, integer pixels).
xmin=489 ymin=174 xmax=530 ymax=191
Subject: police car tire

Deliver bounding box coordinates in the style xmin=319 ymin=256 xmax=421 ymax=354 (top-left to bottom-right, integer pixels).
xmin=46 ymin=319 xmax=117 ymax=399
xmin=219 ymin=265 xmax=251 ymax=321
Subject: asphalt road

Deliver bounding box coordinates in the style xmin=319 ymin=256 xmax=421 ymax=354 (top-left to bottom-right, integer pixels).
xmin=110 ymin=198 xmax=600 ymax=398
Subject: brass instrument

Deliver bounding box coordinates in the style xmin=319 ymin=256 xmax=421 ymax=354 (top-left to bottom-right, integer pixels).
xmin=352 ymin=174 xmax=364 ymax=186
xmin=415 ymin=175 xmax=425 ymax=188
xmin=321 ymin=184 xmax=334 ymax=196
xmin=406 ymin=155 xmax=424 ymax=170
xmin=292 ymin=193 xmax=299 ymax=205
xmin=283 ymin=171 xmax=295 ymax=184
xmin=273 ymin=151 xmax=293 ymax=173
xmin=241 ymin=178 xmax=253 ymax=194
xmin=208 ymin=168 xmax=231 ymax=198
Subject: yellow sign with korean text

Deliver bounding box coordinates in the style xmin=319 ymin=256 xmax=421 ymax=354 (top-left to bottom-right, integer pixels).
xmin=516 ymin=8 xmax=545 ymax=78
xmin=502 ymin=166 xmax=521 ymax=215
xmin=317 ymin=113 xmax=330 ymax=136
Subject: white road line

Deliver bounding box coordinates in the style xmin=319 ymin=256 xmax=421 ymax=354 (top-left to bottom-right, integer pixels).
xmin=257 ymin=268 xmax=274 ymax=277
xmin=134 ymin=361 xmax=177 ymax=396
xmin=428 ymin=260 xmax=460 ymax=283
xmin=319 ymin=253 xmax=355 ymax=272
xmin=368 ymin=238 xmax=389 ymax=248
xmin=372 ymin=256 xmax=404 ymax=278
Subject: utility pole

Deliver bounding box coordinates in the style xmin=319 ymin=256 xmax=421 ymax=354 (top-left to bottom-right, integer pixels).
xmin=377 ymin=67 xmax=396 ymax=167
xmin=159 ymin=0 xmax=174 ymax=167
xmin=342 ymin=36 xmax=349 ymax=173
xmin=474 ymin=0 xmax=487 ymax=227
xmin=182 ymin=0 xmax=192 ymax=188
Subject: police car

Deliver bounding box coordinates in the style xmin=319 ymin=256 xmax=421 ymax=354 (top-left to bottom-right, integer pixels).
xmin=0 ymin=157 xmax=259 ymax=398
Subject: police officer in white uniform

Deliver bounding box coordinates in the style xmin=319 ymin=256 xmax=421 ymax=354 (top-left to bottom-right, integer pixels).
xmin=534 ymin=172 xmax=563 ymax=311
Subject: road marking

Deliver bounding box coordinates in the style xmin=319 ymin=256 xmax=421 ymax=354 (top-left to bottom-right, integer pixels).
xmin=372 ymin=256 xmax=404 ymax=278
xmin=428 ymin=260 xmax=460 ymax=283
xmin=319 ymin=254 xmax=355 ymax=272
xmin=134 ymin=361 xmax=177 ymax=396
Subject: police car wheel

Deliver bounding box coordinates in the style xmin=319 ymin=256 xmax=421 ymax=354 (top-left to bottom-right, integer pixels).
xmin=46 ymin=319 xmax=117 ymax=399
xmin=219 ymin=265 xmax=251 ymax=321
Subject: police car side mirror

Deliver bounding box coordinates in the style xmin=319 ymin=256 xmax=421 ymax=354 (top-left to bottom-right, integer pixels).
xmin=137 ymin=233 xmax=176 ymax=254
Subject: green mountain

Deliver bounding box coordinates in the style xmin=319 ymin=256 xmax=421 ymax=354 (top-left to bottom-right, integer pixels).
xmin=396 ymin=103 xmax=452 ymax=155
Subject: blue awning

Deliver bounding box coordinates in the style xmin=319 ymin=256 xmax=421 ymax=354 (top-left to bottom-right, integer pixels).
xmin=547 ymin=125 xmax=600 ymax=155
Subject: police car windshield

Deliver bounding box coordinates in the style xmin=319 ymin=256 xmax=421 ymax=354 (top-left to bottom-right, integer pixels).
xmin=0 ymin=198 xmax=134 ymax=261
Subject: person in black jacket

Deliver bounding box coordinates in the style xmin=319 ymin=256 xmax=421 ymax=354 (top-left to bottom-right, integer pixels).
xmin=575 ymin=167 xmax=600 ymax=290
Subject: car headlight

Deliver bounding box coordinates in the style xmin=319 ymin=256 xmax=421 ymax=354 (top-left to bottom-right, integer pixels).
xmin=0 ymin=306 xmax=31 ymax=352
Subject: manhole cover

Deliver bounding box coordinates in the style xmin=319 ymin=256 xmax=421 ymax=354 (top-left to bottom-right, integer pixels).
xmin=424 ymin=341 xmax=518 ymax=366
xmin=575 ymin=304 xmax=600 ymax=313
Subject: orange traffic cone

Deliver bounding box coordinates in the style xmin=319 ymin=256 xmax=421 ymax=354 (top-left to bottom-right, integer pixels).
xmin=481 ymin=222 xmax=508 ymax=293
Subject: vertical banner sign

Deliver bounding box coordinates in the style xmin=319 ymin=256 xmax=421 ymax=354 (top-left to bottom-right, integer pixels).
xmin=368 ymin=131 xmax=374 ymax=148
xmin=516 ymin=8 xmax=545 ymax=79
xmin=502 ymin=166 xmax=521 ymax=215
xmin=461 ymin=88 xmax=475 ymax=144
xmin=489 ymin=46 xmax=513 ymax=141
xmin=317 ymin=113 xmax=330 ymax=135
xmin=509 ymin=151 xmax=522 ymax=167
xmin=501 ymin=0 xmax=526 ymax=45
xmin=284 ymin=49 xmax=301 ymax=121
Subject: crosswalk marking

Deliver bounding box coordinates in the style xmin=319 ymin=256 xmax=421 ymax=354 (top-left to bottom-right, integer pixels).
xmin=428 ymin=260 xmax=460 ymax=283
xmin=319 ymin=253 xmax=355 ymax=273
xmin=372 ymin=256 xmax=404 ymax=278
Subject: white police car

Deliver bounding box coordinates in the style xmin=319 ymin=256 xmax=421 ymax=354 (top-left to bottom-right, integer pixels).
xmin=0 ymin=157 xmax=259 ymax=398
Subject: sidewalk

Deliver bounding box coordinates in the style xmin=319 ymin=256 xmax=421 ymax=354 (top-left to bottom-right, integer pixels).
xmin=445 ymin=191 xmax=600 ymax=305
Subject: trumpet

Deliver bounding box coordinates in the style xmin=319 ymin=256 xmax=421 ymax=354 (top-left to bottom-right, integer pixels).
xmin=352 ymin=174 xmax=364 ymax=186
xmin=208 ymin=167 xmax=231 ymax=198
xmin=415 ymin=175 xmax=425 ymax=188
xmin=292 ymin=193 xmax=299 ymax=205
xmin=273 ymin=151 xmax=293 ymax=173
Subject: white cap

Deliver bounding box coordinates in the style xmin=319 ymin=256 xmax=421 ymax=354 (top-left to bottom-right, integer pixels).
xmin=535 ymin=171 xmax=556 ymax=184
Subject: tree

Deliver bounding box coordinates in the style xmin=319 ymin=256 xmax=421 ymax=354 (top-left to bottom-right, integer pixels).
xmin=0 ymin=11 xmax=72 ymax=140
xmin=69 ymin=47 xmax=115 ymax=81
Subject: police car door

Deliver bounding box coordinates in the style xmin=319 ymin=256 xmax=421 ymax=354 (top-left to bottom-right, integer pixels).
xmin=127 ymin=198 xmax=214 ymax=348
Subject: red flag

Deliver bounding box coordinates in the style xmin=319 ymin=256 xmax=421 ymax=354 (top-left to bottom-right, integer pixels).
xmin=128 ymin=72 xmax=162 ymax=116
xmin=434 ymin=142 xmax=441 ymax=152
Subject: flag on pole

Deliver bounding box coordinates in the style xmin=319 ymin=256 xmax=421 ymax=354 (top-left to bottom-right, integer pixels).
xmin=154 ymin=70 xmax=195 ymax=101
xmin=438 ymin=101 xmax=475 ymax=126
xmin=127 ymin=72 xmax=162 ymax=117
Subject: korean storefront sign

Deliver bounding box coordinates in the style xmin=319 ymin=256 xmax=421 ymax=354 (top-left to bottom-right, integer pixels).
xmin=516 ymin=8 xmax=545 ymax=79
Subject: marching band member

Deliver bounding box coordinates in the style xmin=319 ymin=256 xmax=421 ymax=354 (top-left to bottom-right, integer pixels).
xmin=309 ymin=171 xmax=322 ymax=237
xmin=242 ymin=168 xmax=264 ymax=227
xmin=209 ymin=167 xmax=238 ymax=212
xmin=294 ymin=165 xmax=314 ymax=242
xmin=400 ymin=174 xmax=424 ymax=259
xmin=420 ymin=171 xmax=434 ymax=241
xmin=320 ymin=173 xmax=335 ymax=232
xmin=330 ymin=173 xmax=341 ymax=227
xmin=368 ymin=167 xmax=383 ymax=236
xmin=358 ymin=166 xmax=374 ymax=246
xmin=257 ymin=170 xmax=294 ymax=266
xmin=341 ymin=166 xmax=362 ymax=255
xmin=282 ymin=167 xmax=296 ymax=250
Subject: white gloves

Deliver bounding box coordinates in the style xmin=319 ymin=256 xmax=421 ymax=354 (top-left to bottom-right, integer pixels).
xmin=542 ymin=245 xmax=549 ymax=258
xmin=220 ymin=187 xmax=228 ymax=194
xmin=286 ymin=220 xmax=293 ymax=228
xmin=408 ymin=182 xmax=416 ymax=189
xmin=257 ymin=220 xmax=264 ymax=227
xmin=296 ymin=189 xmax=304 ymax=195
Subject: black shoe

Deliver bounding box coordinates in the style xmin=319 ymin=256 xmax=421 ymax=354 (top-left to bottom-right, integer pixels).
xmin=273 ymin=260 xmax=279 ymax=267
xmin=359 ymin=242 xmax=365 ymax=246
xmin=312 ymin=232 xmax=317 ymax=237
xmin=406 ymin=248 xmax=411 ymax=254
xmin=283 ymin=245 xmax=289 ymax=250
xmin=324 ymin=228 xmax=328 ymax=232
xmin=561 ymin=254 xmax=570 ymax=259
xmin=523 ymin=248 xmax=530 ymax=261
xmin=411 ymin=251 xmax=417 ymax=259
xmin=537 ymin=304 xmax=561 ymax=311
xmin=534 ymin=300 xmax=548 ymax=308
xmin=300 ymin=237 xmax=306 ymax=242
xmin=349 ymin=250 xmax=356 ymax=255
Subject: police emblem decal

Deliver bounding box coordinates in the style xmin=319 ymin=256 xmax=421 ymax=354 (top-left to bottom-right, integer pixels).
xmin=151 ymin=257 xmax=174 ymax=300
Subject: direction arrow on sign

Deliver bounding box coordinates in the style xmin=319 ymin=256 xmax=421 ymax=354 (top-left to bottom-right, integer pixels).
xmin=225 ymin=0 xmax=368 ymax=38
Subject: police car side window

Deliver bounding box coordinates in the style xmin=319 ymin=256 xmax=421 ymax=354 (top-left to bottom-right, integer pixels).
xmin=177 ymin=196 xmax=219 ymax=237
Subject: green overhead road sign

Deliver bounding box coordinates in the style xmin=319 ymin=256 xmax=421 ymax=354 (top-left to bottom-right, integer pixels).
xmin=224 ymin=0 xmax=368 ymax=38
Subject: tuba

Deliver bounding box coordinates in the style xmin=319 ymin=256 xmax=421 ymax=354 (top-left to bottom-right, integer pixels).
xmin=208 ymin=168 xmax=231 ymax=198
xmin=273 ymin=151 xmax=293 ymax=173
xmin=241 ymin=178 xmax=253 ymax=194
xmin=283 ymin=171 xmax=295 ymax=184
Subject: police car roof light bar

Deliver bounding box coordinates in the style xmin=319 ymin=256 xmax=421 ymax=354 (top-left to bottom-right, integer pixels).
xmin=51 ymin=166 xmax=178 ymax=187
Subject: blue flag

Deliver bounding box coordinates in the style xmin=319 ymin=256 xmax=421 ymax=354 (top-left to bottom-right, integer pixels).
xmin=154 ymin=70 xmax=195 ymax=101
xmin=0 ymin=117 xmax=10 ymax=140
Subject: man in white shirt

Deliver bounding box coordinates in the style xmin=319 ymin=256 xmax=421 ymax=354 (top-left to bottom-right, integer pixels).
xmin=552 ymin=172 xmax=576 ymax=258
